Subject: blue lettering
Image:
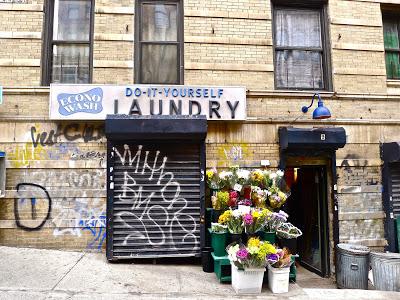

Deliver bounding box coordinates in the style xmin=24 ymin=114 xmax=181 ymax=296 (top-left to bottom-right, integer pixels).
xmin=188 ymin=88 xmax=194 ymax=98
xmin=203 ymin=89 xmax=209 ymax=98
xmin=164 ymin=88 xmax=170 ymax=97
xmin=125 ymin=88 xmax=133 ymax=97
xmin=195 ymin=89 xmax=202 ymax=98
xmin=218 ymin=89 xmax=224 ymax=98
xmin=134 ymin=88 xmax=141 ymax=97
xmin=171 ymin=88 xmax=179 ymax=97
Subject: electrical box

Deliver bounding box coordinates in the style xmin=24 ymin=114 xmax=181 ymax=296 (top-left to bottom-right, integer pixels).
xmin=0 ymin=152 xmax=5 ymax=197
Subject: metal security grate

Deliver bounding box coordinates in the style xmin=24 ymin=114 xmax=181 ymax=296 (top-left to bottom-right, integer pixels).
xmin=390 ymin=162 xmax=400 ymax=217
xmin=108 ymin=143 xmax=202 ymax=259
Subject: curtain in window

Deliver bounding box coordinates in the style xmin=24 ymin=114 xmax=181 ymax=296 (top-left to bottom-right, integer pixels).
xmin=275 ymin=9 xmax=324 ymax=89
xmin=51 ymin=0 xmax=91 ymax=83
xmin=140 ymin=4 xmax=179 ymax=84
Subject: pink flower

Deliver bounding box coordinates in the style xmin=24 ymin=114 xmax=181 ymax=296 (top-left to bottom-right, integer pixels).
xmin=236 ymin=248 xmax=249 ymax=260
xmin=243 ymin=213 xmax=253 ymax=225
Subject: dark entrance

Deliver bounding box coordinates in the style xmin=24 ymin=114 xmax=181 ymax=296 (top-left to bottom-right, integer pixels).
xmin=279 ymin=126 xmax=346 ymax=277
xmin=105 ymin=115 xmax=207 ymax=260
xmin=286 ymin=165 xmax=329 ymax=276
xmin=381 ymin=142 xmax=400 ymax=252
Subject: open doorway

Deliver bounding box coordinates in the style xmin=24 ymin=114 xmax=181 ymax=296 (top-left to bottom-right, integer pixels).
xmin=285 ymin=165 xmax=330 ymax=277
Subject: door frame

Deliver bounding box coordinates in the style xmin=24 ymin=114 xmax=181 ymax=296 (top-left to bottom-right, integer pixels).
xmin=283 ymin=158 xmax=332 ymax=277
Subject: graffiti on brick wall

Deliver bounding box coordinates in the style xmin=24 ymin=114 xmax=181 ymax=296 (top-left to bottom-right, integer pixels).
xmin=215 ymin=144 xmax=251 ymax=167
xmin=14 ymin=183 xmax=52 ymax=231
xmin=14 ymin=170 xmax=106 ymax=251
xmin=52 ymin=199 xmax=106 ymax=251
xmin=340 ymin=154 xmax=378 ymax=185
xmin=31 ymin=123 xmax=104 ymax=148
xmin=7 ymin=123 xmax=106 ymax=168
xmin=113 ymin=144 xmax=198 ymax=251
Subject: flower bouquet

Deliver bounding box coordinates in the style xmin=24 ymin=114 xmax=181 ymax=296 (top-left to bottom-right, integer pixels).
xmin=242 ymin=208 xmax=270 ymax=235
xmin=265 ymin=210 xmax=288 ymax=232
xmin=268 ymin=185 xmax=288 ymax=209
xmin=276 ymin=222 xmax=303 ymax=239
xmin=206 ymin=168 xmax=223 ymax=190
xmin=227 ymin=237 xmax=277 ymax=294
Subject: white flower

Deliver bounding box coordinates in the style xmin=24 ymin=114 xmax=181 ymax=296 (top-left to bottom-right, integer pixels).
xmin=276 ymin=170 xmax=284 ymax=177
xmin=270 ymin=173 xmax=277 ymax=179
xmin=237 ymin=169 xmax=250 ymax=179
xmin=219 ymin=171 xmax=232 ymax=179
xmin=232 ymin=209 xmax=242 ymax=218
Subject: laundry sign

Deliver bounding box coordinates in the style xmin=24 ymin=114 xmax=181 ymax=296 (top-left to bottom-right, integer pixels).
xmin=49 ymin=84 xmax=246 ymax=120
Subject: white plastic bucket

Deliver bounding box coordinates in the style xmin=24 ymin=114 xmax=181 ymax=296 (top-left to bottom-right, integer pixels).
xmin=231 ymin=265 xmax=265 ymax=294
xmin=267 ymin=264 xmax=290 ymax=294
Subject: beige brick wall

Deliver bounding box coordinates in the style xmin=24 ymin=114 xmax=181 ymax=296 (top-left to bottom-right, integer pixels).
xmin=0 ymin=0 xmax=399 ymax=256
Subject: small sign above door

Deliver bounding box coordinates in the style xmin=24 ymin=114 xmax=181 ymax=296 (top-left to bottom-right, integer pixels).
xmin=49 ymin=84 xmax=246 ymax=121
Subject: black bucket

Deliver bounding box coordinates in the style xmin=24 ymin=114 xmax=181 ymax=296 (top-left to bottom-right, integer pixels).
xmin=202 ymin=247 xmax=214 ymax=273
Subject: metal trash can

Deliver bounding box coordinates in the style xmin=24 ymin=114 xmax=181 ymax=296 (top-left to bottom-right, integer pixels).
xmin=370 ymin=252 xmax=400 ymax=291
xmin=336 ymin=243 xmax=370 ymax=289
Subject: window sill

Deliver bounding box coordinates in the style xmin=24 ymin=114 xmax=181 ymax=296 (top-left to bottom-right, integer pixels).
xmin=386 ymin=80 xmax=400 ymax=88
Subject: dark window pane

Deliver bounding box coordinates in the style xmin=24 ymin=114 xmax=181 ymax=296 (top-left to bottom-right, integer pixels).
xmin=383 ymin=19 xmax=399 ymax=49
xmin=386 ymin=52 xmax=400 ymax=79
xmin=141 ymin=44 xmax=178 ymax=84
xmin=52 ymin=44 xmax=90 ymax=83
xmin=276 ymin=50 xmax=323 ymax=89
xmin=142 ymin=4 xmax=178 ymax=41
xmin=275 ymin=9 xmax=321 ymax=48
xmin=53 ymin=0 xmax=91 ymax=41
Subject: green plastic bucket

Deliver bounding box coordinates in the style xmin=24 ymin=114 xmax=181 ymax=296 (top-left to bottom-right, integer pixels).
xmin=211 ymin=232 xmax=227 ymax=256
xmin=260 ymin=231 xmax=276 ymax=244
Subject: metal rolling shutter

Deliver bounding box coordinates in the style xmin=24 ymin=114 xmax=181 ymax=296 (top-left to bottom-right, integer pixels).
xmin=110 ymin=143 xmax=201 ymax=258
xmin=390 ymin=162 xmax=400 ymax=217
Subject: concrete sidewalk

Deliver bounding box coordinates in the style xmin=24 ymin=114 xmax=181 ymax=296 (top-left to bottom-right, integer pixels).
xmin=0 ymin=246 xmax=398 ymax=300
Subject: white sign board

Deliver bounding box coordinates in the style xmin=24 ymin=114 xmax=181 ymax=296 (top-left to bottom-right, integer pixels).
xmin=49 ymin=84 xmax=246 ymax=120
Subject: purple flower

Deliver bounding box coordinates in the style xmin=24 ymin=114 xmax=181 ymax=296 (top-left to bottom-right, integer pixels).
xmin=267 ymin=253 xmax=279 ymax=263
xmin=236 ymin=248 xmax=249 ymax=260
xmin=243 ymin=213 xmax=253 ymax=225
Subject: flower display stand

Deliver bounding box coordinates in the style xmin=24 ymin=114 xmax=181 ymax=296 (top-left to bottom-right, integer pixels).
xmin=231 ymin=265 xmax=265 ymax=294
xmin=211 ymin=253 xmax=231 ymax=283
xmin=267 ymin=264 xmax=290 ymax=294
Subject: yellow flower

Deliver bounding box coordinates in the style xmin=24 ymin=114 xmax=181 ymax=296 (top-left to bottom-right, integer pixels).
xmin=218 ymin=210 xmax=232 ymax=224
xmin=252 ymin=210 xmax=261 ymax=219
xmin=247 ymin=237 xmax=261 ymax=248
xmin=206 ymin=169 xmax=214 ymax=180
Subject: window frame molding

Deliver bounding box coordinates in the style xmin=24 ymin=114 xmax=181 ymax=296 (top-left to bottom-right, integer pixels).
xmin=134 ymin=0 xmax=184 ymax=84
xmin=271 ymin=3 xmax=332 ymax=91
xmin=41 ymin=0 xmax=95 ymax=86
xmin=382 ymin=12 xmax=400 ymax=80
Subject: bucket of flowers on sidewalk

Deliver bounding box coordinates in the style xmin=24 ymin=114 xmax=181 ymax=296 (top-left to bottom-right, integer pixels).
xmin=204 ymin=165 xmax=302 ymax=293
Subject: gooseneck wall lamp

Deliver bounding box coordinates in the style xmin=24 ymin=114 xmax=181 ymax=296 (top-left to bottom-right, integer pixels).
xmin=301 ymin=93 xmax=331 ymax=120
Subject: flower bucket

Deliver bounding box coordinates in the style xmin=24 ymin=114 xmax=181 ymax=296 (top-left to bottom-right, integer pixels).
xmin=260 ymin=231 xmax=276 ymax=244
xmin=267 ymin=264 xmax=290 ymax=294
xmin=211 ymin=231 xmax=227 ymax=256
xmin=231 ymin=265 xmax=265 ymax=294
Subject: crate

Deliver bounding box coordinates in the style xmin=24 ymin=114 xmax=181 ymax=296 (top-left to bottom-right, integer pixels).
xmin=211 ymin=252 xmax=231 ymax=282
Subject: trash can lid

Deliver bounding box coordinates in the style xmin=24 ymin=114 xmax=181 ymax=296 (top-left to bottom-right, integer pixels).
xmin=337 ymin=243 xmax=370 ymax=255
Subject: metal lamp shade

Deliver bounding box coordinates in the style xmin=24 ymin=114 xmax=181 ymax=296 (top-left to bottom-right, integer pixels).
xmin=312 ymin=100 xmax=331 ymax=119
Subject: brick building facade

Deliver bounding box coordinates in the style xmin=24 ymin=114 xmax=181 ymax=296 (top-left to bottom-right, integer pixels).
xmin=0 ymin=0 xmax=399 ymax=276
